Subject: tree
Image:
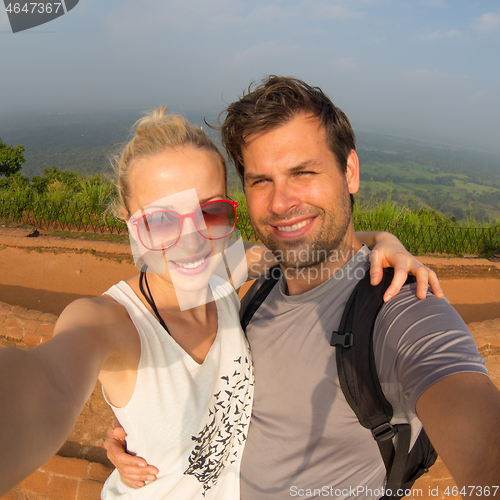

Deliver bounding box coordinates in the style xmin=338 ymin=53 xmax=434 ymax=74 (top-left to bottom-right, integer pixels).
xmin=0 ymin=139 xmax=26 ymax=177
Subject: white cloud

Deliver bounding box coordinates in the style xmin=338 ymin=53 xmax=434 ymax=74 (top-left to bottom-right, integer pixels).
xmin=104 ymin=0 xmax=242 ymax=35
xmin=227 ymin=40 xmax=303 ymax=67
xmin=103 ymin=0 xmax=366 ymax=37
xmin=359 ymin=0 xmax=389 ymax=4
xmin=473 ymin=12 xmax=500 ymax=32
xmin=402 ymin=68 xmax=468 ymax=85
xmin=307 ymin=1 xmax=366 ymax=20
xmin=246 ymin=4 xmax=298 ymax=23
xmin=330 ymin=57 xmax=358 ymax=72
xmin=420 ymin=0 xmax=447 ymax=7
xmin=368 ymin=37 xmax=385 ymax=45
xmin=471 ymin=90 xmax=487 ymax=105
xmin=422 ymin=29 xmax=461 ymax=40
xmin=245 ymin=0 xmax=368 ymax=21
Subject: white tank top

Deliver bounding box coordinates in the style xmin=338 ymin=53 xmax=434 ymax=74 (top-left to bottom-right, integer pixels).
xmin=101 ymin=276 xmax=254 ymax=500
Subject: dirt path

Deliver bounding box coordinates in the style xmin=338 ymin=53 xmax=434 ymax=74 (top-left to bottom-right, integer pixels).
xmin=0 ymin=246 xmax=137 ymax=315
xmin=439 ymin=278 xmax=500 ymax=323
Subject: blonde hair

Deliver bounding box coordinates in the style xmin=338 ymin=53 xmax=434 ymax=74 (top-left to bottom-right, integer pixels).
xmin=114 ymin=107 xmax=227 ymax=216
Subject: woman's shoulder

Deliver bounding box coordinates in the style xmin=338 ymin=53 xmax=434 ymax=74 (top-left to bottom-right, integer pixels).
xmin=55 ymin=291 xmax=135 ymax=341
xmin=54 ymin=293 xmax=140 ymax=366
xmin=63 ymin=293 xmax=127 ymax=319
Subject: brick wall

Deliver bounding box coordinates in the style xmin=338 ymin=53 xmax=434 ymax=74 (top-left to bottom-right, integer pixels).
xmin=2 ymin=456 xmax=112 ymax=500
xmin=0 ymin=302 xmax=114 ymax=500
xmin=0 ymin=302 xmax=56 ymax=345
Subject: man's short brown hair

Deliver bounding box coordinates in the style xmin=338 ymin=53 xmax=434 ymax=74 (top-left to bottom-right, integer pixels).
xmin=220 ymin=76 xmax=356 ymax=185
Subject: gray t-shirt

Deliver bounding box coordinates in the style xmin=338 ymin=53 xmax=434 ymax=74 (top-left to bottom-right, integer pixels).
xmin=239 ymin=247 xmax=487 ymax=500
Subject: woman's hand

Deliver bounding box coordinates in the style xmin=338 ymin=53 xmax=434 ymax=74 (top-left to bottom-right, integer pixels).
xmin=104 ymin=418 xmax=158 ymax=487
xmin=361 ymin=231 xmax=443 ymax=302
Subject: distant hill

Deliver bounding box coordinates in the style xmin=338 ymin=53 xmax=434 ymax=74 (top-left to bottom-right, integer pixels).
xmin=355 ymin=131 xmax=500 ymax=222
xmin=0 ymin=111 xmax=137 ymax=177
xmin=1 ymin=111 xmax=499 ymax=222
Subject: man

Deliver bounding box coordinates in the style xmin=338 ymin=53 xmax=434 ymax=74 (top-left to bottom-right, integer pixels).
xmin=107 ymin=76 xmax=500 ymax=498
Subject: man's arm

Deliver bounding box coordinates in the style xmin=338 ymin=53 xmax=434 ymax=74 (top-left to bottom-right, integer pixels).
xmin=104 ymin=419 xmax=159 ymax=487
xmin=0 ymin=298 xmax=117 ymax=496
xmin=356 ymin=231 xmax=442 ymax=300
xmin=416 ymin=372 xmax=500 ymax=494
xmin=374 ymin=281 xmax=496 ymax=495
xmin=244 ymin=232 xmax=443 ymax=300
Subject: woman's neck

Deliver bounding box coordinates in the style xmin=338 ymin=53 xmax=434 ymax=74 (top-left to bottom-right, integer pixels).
xmin=143 ymin=272 xmax=214 ymax=322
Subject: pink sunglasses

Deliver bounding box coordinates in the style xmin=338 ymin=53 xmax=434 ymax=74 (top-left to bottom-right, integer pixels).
xmin=131 ymin=199 xmax=238 ymax=251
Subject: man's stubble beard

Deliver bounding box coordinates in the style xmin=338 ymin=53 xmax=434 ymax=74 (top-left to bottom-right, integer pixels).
xmin=250 ymin=186 xmax=353 ymax=271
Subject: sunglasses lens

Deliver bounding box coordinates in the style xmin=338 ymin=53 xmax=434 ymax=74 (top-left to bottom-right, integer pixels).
xmin=138 ymin=211 xmax=180 ymax=250
xmin=135 ymin=201 xmax=236 ymax=250
xmin=196 ymin=201 xmax=236 ymax=239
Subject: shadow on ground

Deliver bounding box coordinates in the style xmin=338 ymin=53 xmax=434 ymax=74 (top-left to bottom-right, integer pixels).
xmin=453 ymin=303 xmax=500 ymax=324
xmin=3 ymin=284 xmax=499 ymax=325
xmin=0 ymin=285 xmax=92 ymax=316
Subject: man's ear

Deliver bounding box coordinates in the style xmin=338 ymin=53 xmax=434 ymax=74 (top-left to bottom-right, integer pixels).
xmin=346 ymin=150 xmax=360 ymax=195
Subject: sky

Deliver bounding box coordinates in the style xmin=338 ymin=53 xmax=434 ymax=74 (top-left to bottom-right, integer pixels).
xmin=1 ymin=0 xmax=500 ymax=156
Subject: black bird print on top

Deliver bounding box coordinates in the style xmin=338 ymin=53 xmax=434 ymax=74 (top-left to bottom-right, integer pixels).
xmin=184 ymin=351 xmax=254 ymax=496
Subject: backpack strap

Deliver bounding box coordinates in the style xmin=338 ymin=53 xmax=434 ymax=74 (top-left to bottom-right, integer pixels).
xmin=240 ymin=266 xmax=282 ymax=333
xmin=332 ymin=268 xmax=416 ymax=498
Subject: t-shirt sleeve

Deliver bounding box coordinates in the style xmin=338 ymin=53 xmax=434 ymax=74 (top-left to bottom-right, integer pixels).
xmin=373 ymin=283 xmax=488 ymax=413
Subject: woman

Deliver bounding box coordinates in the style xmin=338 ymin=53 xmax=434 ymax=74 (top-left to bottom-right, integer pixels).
xmin=0 ymin=109 xmax=441 ymax=499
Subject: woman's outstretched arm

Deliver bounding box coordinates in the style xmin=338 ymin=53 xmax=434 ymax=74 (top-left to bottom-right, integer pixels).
xmin=0 ymin=297 xmax=118 ymax=496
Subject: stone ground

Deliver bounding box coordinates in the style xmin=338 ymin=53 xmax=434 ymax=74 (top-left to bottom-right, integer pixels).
xmin=0 ymin=225 xmax=499 ymax=499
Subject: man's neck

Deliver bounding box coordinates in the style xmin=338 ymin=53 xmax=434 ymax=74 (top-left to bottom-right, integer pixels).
xmin=283 ymin=228 xmax=362 ymax=296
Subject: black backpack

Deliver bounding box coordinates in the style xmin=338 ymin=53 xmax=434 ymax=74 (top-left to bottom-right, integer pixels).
xmin=240 ymin=266 xmax=437 ymax=499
